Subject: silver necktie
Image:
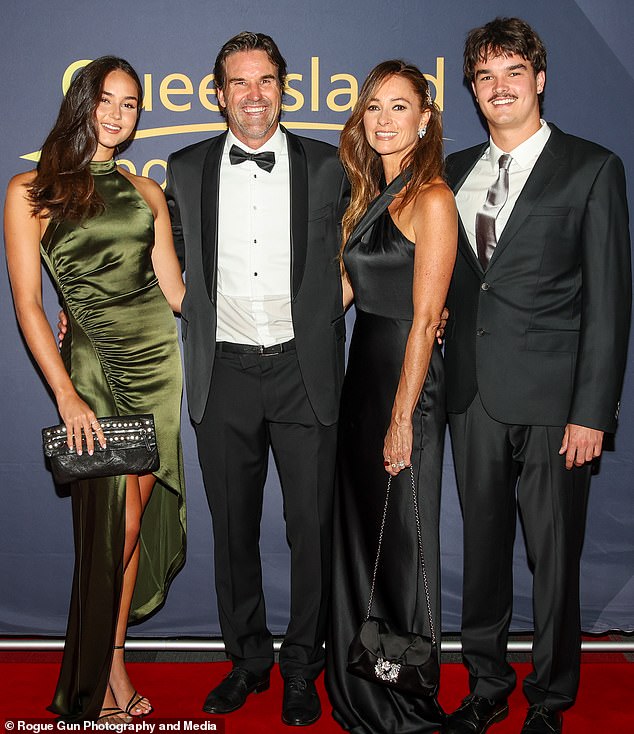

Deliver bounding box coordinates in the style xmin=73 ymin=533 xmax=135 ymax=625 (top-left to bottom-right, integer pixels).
xmin=475 ymin=153 xmax=512 ymax=269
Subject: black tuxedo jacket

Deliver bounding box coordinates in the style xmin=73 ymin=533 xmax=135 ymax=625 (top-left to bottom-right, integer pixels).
xmin=444 ymin=124 xmax=631 ymax=432
xmin=165 ymin=127 xmax=349 ymax=426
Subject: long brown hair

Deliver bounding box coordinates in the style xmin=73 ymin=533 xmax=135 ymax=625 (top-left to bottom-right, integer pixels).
xmin=339 ymin=60 xmax=443 ymax=251
xmin=28 ymin=56 xmax=142 ymax=222
xmin=463 ymin=17 xmax=547 ymax=83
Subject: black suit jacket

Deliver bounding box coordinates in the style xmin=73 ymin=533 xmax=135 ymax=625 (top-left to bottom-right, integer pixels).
xmin=444 ymin=124 xmax=631 ymax=432
xmin=165 ymin=127 xmax=349 ymax=426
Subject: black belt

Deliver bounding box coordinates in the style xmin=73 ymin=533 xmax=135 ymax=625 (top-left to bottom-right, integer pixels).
xmin=216 ymin=338 xmax=296 ymax=355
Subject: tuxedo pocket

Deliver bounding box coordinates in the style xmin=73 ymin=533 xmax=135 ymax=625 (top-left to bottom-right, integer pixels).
xmin=525 ymin=328 xmax=578 ymax=352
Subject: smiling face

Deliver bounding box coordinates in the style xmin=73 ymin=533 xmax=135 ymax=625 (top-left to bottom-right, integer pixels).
xmin=362 ymin=74 xmax=430 ymax=174
xmin=93 ymin=69 xmax=140 ymax=161
xmin=472 ymin=51 xmax=544 ymax=146
xmin=216 ymin=49 xmax=282 ymax=149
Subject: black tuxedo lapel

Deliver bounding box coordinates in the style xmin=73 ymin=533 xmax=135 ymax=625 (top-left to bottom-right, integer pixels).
xmin=447 ymin=144 xmax=487 ymax=194
xmin=448 ymin=144 xmax=487 ymax=277
xmin=490 ymin=127 xmax=566 ymax=267
xmin=201 ymin=133 xmax=226 ymax=304
xmin=286 ymin=130 xmax=308 ymax=300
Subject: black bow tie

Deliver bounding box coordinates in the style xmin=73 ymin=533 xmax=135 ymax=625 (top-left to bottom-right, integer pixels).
xmin=229 ymin=144 xmax=276 ymax=172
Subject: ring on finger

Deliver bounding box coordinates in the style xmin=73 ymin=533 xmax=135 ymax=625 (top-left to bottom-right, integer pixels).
xmin=397 ymin=460 xmax=406 ymax=468
xmin=391 ymin=463 xmax=397 ymax=469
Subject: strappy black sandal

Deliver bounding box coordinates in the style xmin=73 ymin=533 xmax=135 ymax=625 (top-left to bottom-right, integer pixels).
xmin=97 ymin=707 xmax=131 ymax=723
xmin=113 ymin=645 xmax=154 ymax=717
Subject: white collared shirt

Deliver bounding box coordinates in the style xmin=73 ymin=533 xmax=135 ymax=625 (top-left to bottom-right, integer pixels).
xmin=216 ymin=126 xmax=294 ymax=346
xmin=456 ymin=120 xmax=551 ymax=256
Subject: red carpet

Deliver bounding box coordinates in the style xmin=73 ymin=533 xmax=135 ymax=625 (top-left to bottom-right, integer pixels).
xmin=1 ymin=657 xmax=631 ymax=733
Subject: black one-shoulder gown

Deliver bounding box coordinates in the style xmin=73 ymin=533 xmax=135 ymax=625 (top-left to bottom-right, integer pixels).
xmin=326 ymin=209 xmax=445 ymax=733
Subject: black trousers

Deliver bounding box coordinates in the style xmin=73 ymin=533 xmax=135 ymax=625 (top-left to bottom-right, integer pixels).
xmin=448 ymin=394 xmax=590 ymax=711
xmin=195 ymin=346 xmax=337 ymax=679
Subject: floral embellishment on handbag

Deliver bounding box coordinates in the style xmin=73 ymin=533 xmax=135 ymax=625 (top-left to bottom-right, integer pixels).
xmin=374 ymin=657 xmax=401 ymax=683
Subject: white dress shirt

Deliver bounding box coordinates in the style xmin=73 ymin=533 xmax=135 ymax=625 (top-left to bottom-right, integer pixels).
xmin=216 ymin=126 xmax=294 ymax=346
xmin=456 ymin=120 xmax=552 ymax=256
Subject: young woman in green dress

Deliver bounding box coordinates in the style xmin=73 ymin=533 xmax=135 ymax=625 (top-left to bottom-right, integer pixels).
xmin=4 ymin=57 xmax=186 ymax=724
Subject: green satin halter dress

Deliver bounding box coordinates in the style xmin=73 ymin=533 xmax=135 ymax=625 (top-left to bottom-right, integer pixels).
xmin=40 ymin=159 xmax=186 ymax=721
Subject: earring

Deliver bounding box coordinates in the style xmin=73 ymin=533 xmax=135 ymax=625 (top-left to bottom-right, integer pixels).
xmin=418 ymin=125 xmax=427 ymax=139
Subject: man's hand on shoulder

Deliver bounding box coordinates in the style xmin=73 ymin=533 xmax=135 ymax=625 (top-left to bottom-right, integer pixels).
xmin=559 ymin=424 xmax=604 ymax=470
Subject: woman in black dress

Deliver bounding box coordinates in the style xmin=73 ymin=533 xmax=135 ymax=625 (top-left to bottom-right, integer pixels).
xmin=326 ymin=60 xmax=457 ymax=733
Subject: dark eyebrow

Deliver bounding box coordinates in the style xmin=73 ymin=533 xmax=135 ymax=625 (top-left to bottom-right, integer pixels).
xmin=475 ymin=62 xmax=528 ymax=78
xmin=102 ymin=90 xmax=138 ymax=102
xmin=228 ymin=74 xmax=277 ymax=83
xmin=367 ymin=96 xmax=411 ymax=103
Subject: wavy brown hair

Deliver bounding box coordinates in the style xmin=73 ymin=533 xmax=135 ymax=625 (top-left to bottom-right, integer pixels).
xmin=339 ymin=60 xmax=443 ymax=252
xmin=213 ymin=31 xmax=287 ymax=115
xmin=28 ymin=56 xmax=142 ymax=222
xmin=463 ymin=17 xmax=547 ymax=105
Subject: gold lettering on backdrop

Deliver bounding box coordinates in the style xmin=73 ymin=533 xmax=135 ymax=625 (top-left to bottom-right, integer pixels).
xmin=142 ymin=73 xmax=153 ymax=111
xmin=61 ymin=59 xmax=91 ymax=94
xmin=116 ymin=159 xmax=136 ymax=175
xmin=142 ymin=158 xmax=168 ymax=184
xmin=425 ymin=57 xmax=444 ymax=111
xmin=283 ymin=73 xmax=304 ymax=113
xmin=24 ymin=58 xmax=446 ymax=164
xmin=115 ymin=158 xmax=167 ymax=188
xmin=160 ymin=73 xmax=194 ymax=112
xmin=199 ymin=73 xmax=219 ymax=112
xmin=58 ymin=57 xmax=445 ymax=115
xmin=311 ymin=56 xmax=319 ymax=111
xmin=326 ymin=74 xmax=358 ymax=112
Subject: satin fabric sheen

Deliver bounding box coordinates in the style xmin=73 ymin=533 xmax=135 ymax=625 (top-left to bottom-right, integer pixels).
xmin=326 ymin=211 xmax=445 ymax=733
xmin=40 ymin=159 xmax=186 ymax=721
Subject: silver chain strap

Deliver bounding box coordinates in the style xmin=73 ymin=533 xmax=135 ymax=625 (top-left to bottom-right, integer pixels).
xmin=364 ymin=465 xmax=436 ymax=646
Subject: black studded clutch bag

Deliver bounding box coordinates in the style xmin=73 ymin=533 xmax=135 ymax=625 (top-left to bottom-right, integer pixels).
xmin=42 ymin=414 xmax=159 ymax=484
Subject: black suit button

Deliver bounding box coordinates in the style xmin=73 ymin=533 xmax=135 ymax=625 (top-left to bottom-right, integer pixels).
xmin=481 ymin=282 xmax=490 ymax=291
xmin=476 ymin=328 xmax=486 ymax=337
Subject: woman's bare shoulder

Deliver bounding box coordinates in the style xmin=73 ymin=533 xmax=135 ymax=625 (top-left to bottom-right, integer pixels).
xmin=6 ymin=169 xmax=37 ymax=194
xmin=411 ymin=178 xmax=455 ymax=217
xmin=117 ymin=167 xmax=165 ymax=215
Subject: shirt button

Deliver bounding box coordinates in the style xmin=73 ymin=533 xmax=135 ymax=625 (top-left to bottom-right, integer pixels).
xmin=481 ymin=282 xmax=490 ymax=291
xmin=254 ymin=272 xmax=258 ymax=276
xmin=476 ymin=328 xmax=486 ymax=336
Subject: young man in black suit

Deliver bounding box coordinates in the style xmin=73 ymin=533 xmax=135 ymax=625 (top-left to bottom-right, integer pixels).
xmin=165 ymin=32 xmax=348 ymax=726
xmin=442 ymin=17 xmax=630 ymax=734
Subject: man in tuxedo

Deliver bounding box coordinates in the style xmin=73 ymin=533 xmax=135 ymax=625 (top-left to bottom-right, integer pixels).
xmin=164 ymin=32 xmax=348 ymax=726
xmin=442 ymin=17 xmax=630 ymax=734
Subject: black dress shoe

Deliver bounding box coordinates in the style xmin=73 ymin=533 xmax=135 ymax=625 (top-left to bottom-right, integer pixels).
xmin=202 ymin=667 xmax=269 ymax=714
xmin=282 ymin=676 xmax=321 ymax=726
xmin=521 ymin=704 xmax=563 ymax=733
xmin=442 ymin=694 xmax=509 ymax=734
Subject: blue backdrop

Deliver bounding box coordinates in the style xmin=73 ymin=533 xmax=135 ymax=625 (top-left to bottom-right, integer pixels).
xmin=1 ymin=0 xmax=632 ymax=638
